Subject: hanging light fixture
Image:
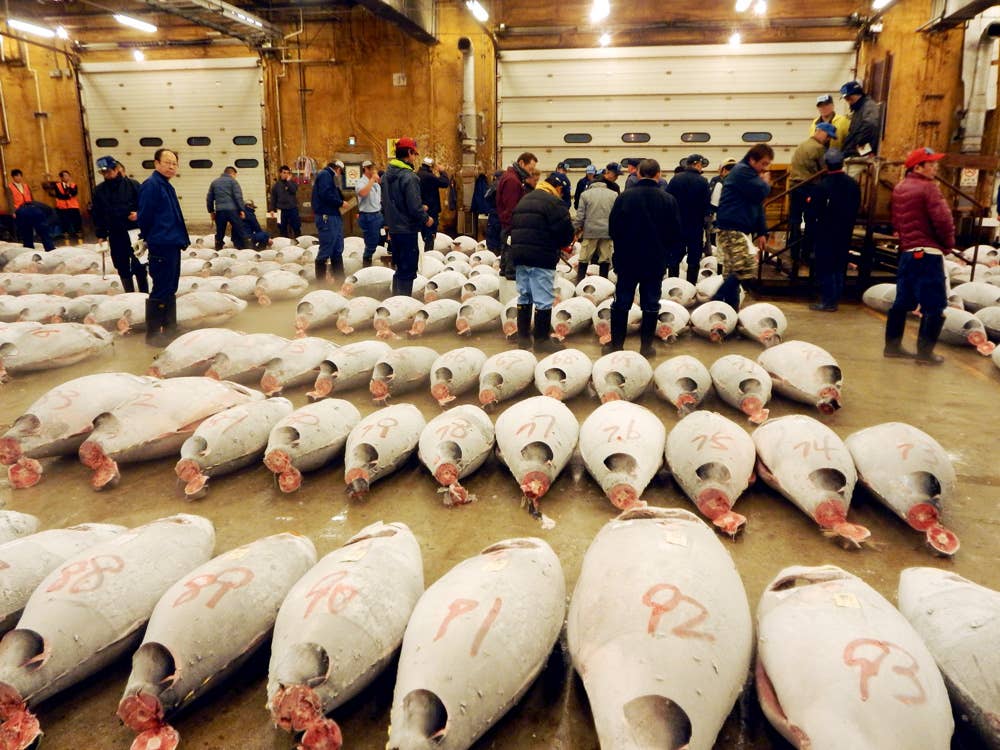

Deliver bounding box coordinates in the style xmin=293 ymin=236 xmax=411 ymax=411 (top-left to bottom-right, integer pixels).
xmin=590 ymin=0 xmax=610 ymax=24
xmin=753 ymin=0 xmax=767 ymax=16
xmin=598 ymin=32 xmax=611 ymax=47
xmin=465 ymin=0 xmax=489 ymax=22
xmin=55 ymin=26 xmax=70 ymax=39
xmin=114 ymin=14 xmax=158 ymax=33
xmin=734 ymin=0 xmax=753 ymax=12
xmin=8 ymin=19 xmax=57 ymax=38
xmin=133 ymin=49 xmax=146 ymax=62
xmin=729 ymin=31 xmax=742 ymax=45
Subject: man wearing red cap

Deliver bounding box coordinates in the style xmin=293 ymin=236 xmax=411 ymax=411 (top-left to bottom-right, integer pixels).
xmin=383 ymin=137 xmax=432 ymax=297
xmin=884 ymin=147 xmax=954 ymax=364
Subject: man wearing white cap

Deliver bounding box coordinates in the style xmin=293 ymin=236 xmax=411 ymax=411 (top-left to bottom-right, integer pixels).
xmin=418 ymin=156 xmax=449 ymax=253
xmin=356 ymin=160 xmax=382 ymax=267
xmin=311 ymin=158 xmax=346 ymax=282
xmin=810 ymin=94 xmax=849 ymax=151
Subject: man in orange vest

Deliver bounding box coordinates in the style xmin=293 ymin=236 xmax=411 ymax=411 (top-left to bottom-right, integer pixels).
xmin=7 ymin=169 xmax=33 ymax=213
xmin=53 ymin=170 xmax=82 ymax=241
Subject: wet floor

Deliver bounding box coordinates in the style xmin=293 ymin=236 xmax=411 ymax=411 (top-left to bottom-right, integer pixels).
xmin=1 ymin=292 xmax=998 ymax=749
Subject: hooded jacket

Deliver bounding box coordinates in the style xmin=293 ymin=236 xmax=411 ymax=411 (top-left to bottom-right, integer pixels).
xmin=891 ymin=171 xmax=955 ymax=252
xmin=383 ymin=159 xmax=429 ymax=234
xmin=715 ymin=159 xmax=770 ymax=236
xmin=509 ymin=181 xmax=575 ymax=269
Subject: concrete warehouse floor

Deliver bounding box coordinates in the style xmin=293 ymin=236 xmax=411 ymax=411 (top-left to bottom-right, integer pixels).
xmin=0 ymin=294 xmax=997 ymax=749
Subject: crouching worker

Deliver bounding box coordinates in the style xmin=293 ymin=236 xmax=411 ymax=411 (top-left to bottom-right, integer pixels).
xmin=242 ymin=201 xmax=272 ymax=250
xmin=510 ymin=175 xmax=575 ymax=353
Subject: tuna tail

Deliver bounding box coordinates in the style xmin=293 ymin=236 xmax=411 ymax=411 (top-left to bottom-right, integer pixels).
xmin=130 ymin=725 xmax=180 ymax=750
xmin=621 ymin=695 xmax=692 ymax=750
xmin=0 ymin=683 xmax=40 ymax=750
xmin=7 ymin=458 xmax=43 ymax=490
xmin=924 ymin=523 xmax=960 ymax=556
xmin=346 ymin=477 xmax=370 ymax=501
xmin=299 ymin=718 xmax=344 ymax=750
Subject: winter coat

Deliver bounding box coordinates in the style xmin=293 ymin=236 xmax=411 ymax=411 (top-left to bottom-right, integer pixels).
xmin=138 ymin=170 xmax=187 ymax=248
xmin=810 ymin=113 xmax=850 ymax=151
xmin=667 ymin=168 xmax=711 ymax=240
xmin=310 ymin=166 xmax=344 ymax=218
xmin=509 ymin=183 xmax=575 ymax=270
xmin=715 ymin=160 xmax=770 ymax=236
xmin=574 ymin=175 xmax=595 ymax=209
xmin=812 ymin=171 xmax=861 ymax=254
xmin=788 ymin=137 xmax=827 ymax=184
xmin=608 ymin=178 xmax=683 ymax=277
xmin=206 ymin=172 xmax=245 ymax=213
xmin=418 ymin=165 xmax=449 ymax=217
xmin=842 ymin=95 xmax=882 ymax=157
xmin=496 ymin=163 xmax=529 ymax=231
xmin=891 ymin=171 xmax=955 ymax=252
xmin=548 ymin=171 xmax=572 ymax=207
xmin=573 ymin=181 xmax=616 ymax=238
xmin=269 ymin=178 xmax=298 ymax=211
xmin=92 ymin=174 xmax=140 ymax=238
xmin=383 ymin=159 xmax=429 ymax=234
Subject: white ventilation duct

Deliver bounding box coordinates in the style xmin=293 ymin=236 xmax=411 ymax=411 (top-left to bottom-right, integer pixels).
xmin=960 ymin=10 xmax=1000 ymax=153
xmin=458 ymin=37 xmax=479 ymax=218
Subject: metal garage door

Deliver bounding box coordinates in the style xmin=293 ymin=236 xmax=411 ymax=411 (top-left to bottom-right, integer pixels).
xmin=498 ymin=42 xmax=856 ymax=174
xmin=79 ymin=58 xmax=266 ymax=219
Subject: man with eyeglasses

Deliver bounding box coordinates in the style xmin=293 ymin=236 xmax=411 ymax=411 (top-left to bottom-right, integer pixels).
xmin=138 ymin=148 xmax=187 ymax=346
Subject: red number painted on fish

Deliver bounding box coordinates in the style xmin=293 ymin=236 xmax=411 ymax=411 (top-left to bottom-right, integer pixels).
xmin=436 ymin=418 xmax=471 ymax=441
xmin=843 ymin=639 xmax=926 ymax=705
xmin=602 ymin=419 xmax=641 ymax=443
xmin=205 ymin=408 xmax=249 ymax=433
xmin=131 ymin=391 xmax=158 ymax=409
xmin=515 ymin=413 xmax=556 ymax=440
xmin=360 ymin=416 xmax=398 ymax=439
xmin=302 ymin=570 xmax=359 ymax=619
xmin=172 ymin=567 xmax=255 ymax=609
xmin=793 ymin=437 xmax=835 ymax=461
xmin=691 ymin=431 xmax=733 ymax=451
xmin=434 ymin=597 xmax=503 ymax=656
xmin=642 ymin=584 xmax=715 ymax=641
xmin=41 ymin=387 xmax=79 ymax=410
xmin=286 ymin=411 xmax=321 ymax=427
xmin=46 ymin=555 xmax=125 ymax=594
xmin=29 ymin=328 xmax=59 ymax=338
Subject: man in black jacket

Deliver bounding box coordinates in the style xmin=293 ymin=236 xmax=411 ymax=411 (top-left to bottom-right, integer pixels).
xmin=840 ymin=80 xmax=882 ymax=180
xmin=668 ymin=154 xmax=712 ymax=283
xmin=418 ymin=157 xmax=450 ymax=253
xmin=809 ymin=149 xmax=861 ymax=311
xmin=608 ymin=158 xmax=683 ymax=356
xmin=269 ymin=165 xmax=301 ymax=238
xmin=384 ymin=137 xmax=433 ymax=297
xmin=509 ymin=176 xmax=575 ymax=353
xmin=92 ymin=156 xmax=147 ymax=293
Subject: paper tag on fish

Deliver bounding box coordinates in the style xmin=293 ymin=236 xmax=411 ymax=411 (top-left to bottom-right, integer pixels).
xmin=222 ymin=545 xmax=250 ymax=561
xmin=339 ymin=539 xmax=371 ymax=562
xmin=834 ymin=592 xmax=860 ymax=608
xmin=483 ymin=551 xmax=509 ymax=572
xmin=662 ymin=528 xmax=688 ymax=547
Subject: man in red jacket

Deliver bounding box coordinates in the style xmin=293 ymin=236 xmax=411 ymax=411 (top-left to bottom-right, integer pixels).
xmin=496 ymin=152 xmax=537 ymax=278
xmin=884 ymin=147 xmax=955 ymax=364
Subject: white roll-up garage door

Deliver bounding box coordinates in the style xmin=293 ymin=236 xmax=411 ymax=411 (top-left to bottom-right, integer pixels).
xmin=79 ymin=57 xmax=266 ymax=219
xmin=498 ymin=42 xmax=856 ymax=174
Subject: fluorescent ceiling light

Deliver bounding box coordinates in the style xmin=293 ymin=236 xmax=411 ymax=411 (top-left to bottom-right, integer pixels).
xmin=598 ymin=32 xmax=611 ymax=47
xmin=55 ymin=25 xmax=70 ymax=39
xmin=133 ymin=49 xmax=146 ymax=62
xmin=734 ymin=0 xmax=753 ymax=12
xmin=729 ymin=31 xmax=742 ymax=45
xmin=466 ymin=0 xmax=489 ymax=22
xmin=8 ymin=19 xmax=56 ymax=38
xmin=753 ymin=0 xmax=767 ymax=16
xmin=114 ymin=14 xmax=157 ymax=33
xmin=872 ymin=0 xmax=891 ymax=8
xmin=590 ymin=0 xmax=610 ymax=24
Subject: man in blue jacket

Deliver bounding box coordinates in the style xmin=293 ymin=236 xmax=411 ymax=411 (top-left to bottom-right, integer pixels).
xmin=713 ymin=145 xmax=774 ymax=310
xmin=668 ymin=154 xmax=712 ymax=283
xmin=206 ymin=166 xmax=248 ymax=250
xmin=384 ymin=137 xmax=433 ymax=297
xmin=311 ymin=159 xmax=346 ymax=282
xmin=138 ymin=148 xmax=187 ymax=346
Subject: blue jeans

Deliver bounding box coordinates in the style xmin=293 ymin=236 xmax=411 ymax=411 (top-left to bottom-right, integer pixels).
xmin=316 ymin=212 xmax=344 ymax=262
xmin=278 ymin=207 xmax=301 ymax=238
xmin=392 ymin=232 xmax=419 ymax=293
xmin=358 ymin=212 xmax=383 ymax=259
xmin=612 ymin=271 xmax=660 ymax=313
xmin=890 ymin=251 xmax=947 ymax=320
xmin=515 ymin=266 xmax=556 ymax=310
xmin=215 ymin=209 xmax=248 ymax=249
xmin=148 ymin=246 xmax=181 ymax=301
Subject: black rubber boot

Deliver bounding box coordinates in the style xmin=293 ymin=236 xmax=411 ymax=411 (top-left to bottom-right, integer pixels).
xmin=516 ymin=304 xmax=533 ymax=350
xmin=314 ymin=260 xmax=328 ymax=282
xmin=915 ymin=314 xmax=945 ymax=365
xmin=532 ymin=308 xmax=564 ymax=354
xmin=145 ymin=298 xmax=168 ymax=347
xmin=598 ymin=262 xmax=611 ymax=279
xmin=329 ymin=255 xmax=345 ymax=284
xmin=576 ymin=262 xmax=589 ymax=284
xmin=161 ymin=297 xmax=178 ymax=343
xmin=134 ymin=264 xmax=149 ymax=294
xmin=118 ymin=272 xmax=135 ymax=293
xmin=883 ymin=308 xmax=914 ymax=358
xmin=639 ymin=310 xmax=658 ymax=358
xmin=603 ymin=307 xmax=629 ymax=354
xmin=397 ymin=278 xmax=414 ymax=298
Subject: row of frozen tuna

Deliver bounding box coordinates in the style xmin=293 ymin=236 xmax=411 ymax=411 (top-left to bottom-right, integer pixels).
xmin=0 ymin=510 xmax=993 ymax=750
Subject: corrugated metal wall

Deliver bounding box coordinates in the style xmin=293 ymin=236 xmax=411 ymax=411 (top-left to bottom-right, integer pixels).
xmin=498 ymin=42 xmax=856 ymax=174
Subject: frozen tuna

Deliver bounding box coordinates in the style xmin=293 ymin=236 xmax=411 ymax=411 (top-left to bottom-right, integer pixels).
xmin=408 ymin=299 xmax=462 ymax=337
xmin=653 ymin=355 xmax=713 ymax=416
xmin=455 ymin=295 xmax=503 ymax=335
xmin=175 ymin=291 xmax=247 ymax=329
xmin=655 ymin=299 xmax=691 ymax=342
xmin=593 ymin=299 xmax=640 ymax=344
xmin=344 ymin=403 xmax=426 ymax=500
xmin=478 ymin=350 xmax=537 ymax=409
xmin=737 ymin=302 xmax=787 ymax=346
xmin=665 ymin=410 xmax=756 ymax=535
xmin=308 ymin=340 xmax=392 ymax=400
xmin=461 ymin=274 xmax=500 ymax=301
xmin=709 ymin=354 xmax=772 ymax=424
xmin=175 ymin=397 xmax=295 ymax=499
xmin=862 ymin=282 xmax=897 ymax=313
xmin=0 ymin=513 xmax=40 ymax=545
xmin=335 ymin=296 xmax=380 ymax=335
xmin=373 ymin=296 xmax=424 ymax=339
xmin=429 ymin=347 xmax=488 ymax=406
xmin=204 ymin=333 xmax=289 ymax=383
xmin=148 ymin=328 xmax=245 ymax=378
xmin=590 ymin=350 xmax=653 ymax=403
xmin=117 ymin=533 xmax=316 ymax=750
xmin=260 ymin=337 xmax=339 ymax=395
xmin=423 ymin=270 xmax=467 ymax=302
xmin=940 ymin=307 xmax=996 ymax=355
xmin=294 ymin=290 xmax=349 ymax=336
xmin=255 ymin=269 xmax=309 ymax=305
xmin=370 ymin=346 xmax=438 ymax=404
xmin=753 ymin=414 xmax=869 ymax=547
xmin=534 ymin=348 xmax=593 ymax=401
xmin=83 ymin=293 xmax=148 ymax=334
xmin=551 ymin=296 xmax=596 ymax=341
xmin=845 ymin=422 xmax=959 ymax=555
xmin=691 ymin=300 xmax=738 ymax=342
xmin=264 ymin=399 xmax=362 ymax=493
xmin=756 ymin=565 xmax=953 ymax=750
xmin=268 ymin=522 xmax=424 ymax=748
xmin=898 ymin=567 xmax=1000 ymax=749
xmin=661 ymin=277 xmax=698 ymax=307
xmin=569 ymin=507 xmax=752 ymax=749
xmin=757 ymin=340 xmax=843 ymax=414
xmin=340 ymin=266 xmax=395 ymax=299
xmin=387 ymin=538 xmax=564 ymax=750
xmin=575 ymin=275 xmax=616 ymax=305
xmin=579 ymin=401 xmax=664 ymax=509
xmin=0 ymin=323 xmax=113 ymax=382
xmin=418 ymin=405 xmax=495 ymax=505
xmin=950 ymin=281 xmax=1000 ymax=312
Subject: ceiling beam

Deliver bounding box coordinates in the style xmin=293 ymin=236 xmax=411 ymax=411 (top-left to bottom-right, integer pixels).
xmin=925 ymin=0 xmax=1000 ymax=28
xmin=354 ymin=0 xmax=437 ymax=44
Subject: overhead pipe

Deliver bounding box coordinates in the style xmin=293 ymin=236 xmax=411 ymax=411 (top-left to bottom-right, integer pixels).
xmin=959 ymin=12 xmax=1000 ymax=153
xmin=23 ymin=43 xmax=51 ymax=180
xmin=457 ymin=36 xmax=478 ymax=224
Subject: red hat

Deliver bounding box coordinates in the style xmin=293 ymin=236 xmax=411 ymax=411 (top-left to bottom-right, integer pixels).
xmin=396 ymin=137 xmax=418 ymax=151
xmin=904 ymin=147 xmax=945 ymax=171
